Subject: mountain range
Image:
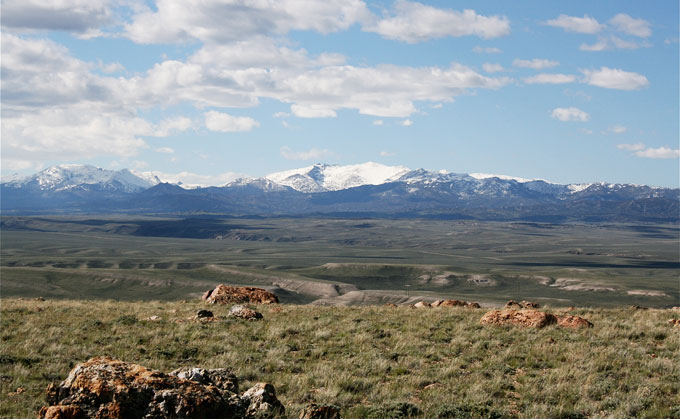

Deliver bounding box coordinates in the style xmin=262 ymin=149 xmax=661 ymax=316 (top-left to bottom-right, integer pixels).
xmin=1 ymin=163 xmax=678 ymax=222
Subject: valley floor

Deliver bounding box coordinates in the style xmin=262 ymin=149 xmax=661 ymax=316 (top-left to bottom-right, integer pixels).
xmin=1 ymin=299 xmax=678 ymax=418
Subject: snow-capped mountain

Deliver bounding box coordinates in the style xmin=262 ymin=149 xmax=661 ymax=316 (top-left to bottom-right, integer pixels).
xmin=3 ymin=164 xmax=160 ymax=193
xmin=2 ymin=163 xmax=677 ymax=221
xmin=265 ymin=162 xmax=410 ymax=193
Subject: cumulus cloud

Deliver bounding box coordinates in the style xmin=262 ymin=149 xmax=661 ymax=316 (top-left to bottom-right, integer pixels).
xmin=608 ymin=126 xmax=627 ymax=134
xmin=124 ymin=0 xmax=370 ymax=44
xmin=609 ymin=13 xmax=651 ymax=38
xmin=291 ymin=104 xmax=337 ymax=118
xmin=400 ymin=119 xmax=414 ymax=126
xmin=544 ymin=14 xmax=604 ymax=34
xmin=364 ymin=1 xmax=510 ymax=43
xmin=280 ymin=146 xmax=331 ymax=161
xmin=634 ymin=147 xmax=680 ymax=159
xmin=472 ymin=46 xmax=502 ymax=54
xmin=1 ymin=0 xmax=112 ymax=33
xmin=581 ymin=67 xmax=649 ymax=90
xmin=616 ymin=143 xmax=645 ymax=151
xmin=155 ymin=116 xmax=193 ymax=136
xmin=482 ymin=63 xmax=504 ymax=73
xmin=513 ymin=58 xmax=559 ymax=70
xmin=580 ymin=36 xmax=650 ymax=51
xmin=617 ymin=143 xmax=679 ymax=159
xmin=204 ymin=111 xmax=259 ymax=132
xmin=524 ymin=74 xmax=576 ymax=84
xmin=551 ymin=107 xmax=589 ymax=122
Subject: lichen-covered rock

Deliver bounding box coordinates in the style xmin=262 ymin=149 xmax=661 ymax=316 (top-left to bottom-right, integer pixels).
xmin=480 ymin=309 xmax=557 ymax=328
xmin=241 ymin=382 xmax=285 ymax=417
xmin=228 ymin=305 xmax=263 ymax=320
xmin=203 ymin=284 xmax=279 ymax=305
xmin=556 ymin=315 xmax=594 ymax=328
xmin=39 ymin=357 xmax=282 ymax=418
xmin=299 ymin=403 xmax=341 ymax=419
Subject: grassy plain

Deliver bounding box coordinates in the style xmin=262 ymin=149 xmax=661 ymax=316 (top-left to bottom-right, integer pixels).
xmin=1 ymin=299 xmax=679 ymax=418
xmin=1 ymin=217 xmax=678 ymax=307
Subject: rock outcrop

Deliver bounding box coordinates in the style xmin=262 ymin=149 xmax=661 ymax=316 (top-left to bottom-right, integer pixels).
xmin=557 ymin=315 xmax=594 ymax=328
xmin=480 ymin=309 xmax=593 ymax=329
xmin=39 ymin=357 xmax=283 ymax=418
xmin=505 ymin=300 xmax=539 ymax=309
xmin=413 ymin=301 xmax=430 ymax=308
xmin=438 ymin=299 xmax=480 ymax=308
xmin=300 ymin=403 xmax=341 ymax=419
xmin=668 ymin=319 xmax=680 ymax=328
xmin=481 ymin=309 xmax=557 ymax=328
xmin=203 ymin=284 xmax=279 ymax=305
xmin=228 ymin=305 xmax=263 ymax=320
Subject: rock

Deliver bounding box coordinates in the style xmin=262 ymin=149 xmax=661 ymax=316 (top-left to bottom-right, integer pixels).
xmin=39 ymin=357 xmax=283 ymax=418
xmin=556 ymin=315 xmax=593 ymax=328
xmin=520 ymin=300 xmax=540 ymax=309
xmin=668 ymin=319 xmax=680 ymax=328
xmin=414 ymin=301 xmax=430 ymax=308
xmin=505 ymin=300 xmax=523 ymax=309
xmin=35 ymin=297 xmax=46 ymax=302
xmin=147 ymin=315 xmax=162 ymax=321
xmin=480 ymin=309 xmax=557 ymax=328
xmin=672 ymin=307 xmax=680 ymax=311
xmin=228 ymin=305 xmax=263 ymax=320
xmin=630 ymin=305 xmax=648 ymax=310
xmin=384 ymin=303 xmax=398 ymax=308
xmin=241 ymin=382 xmax=285 ymax=417
xmin=438 ymin=299 xmax=480 ymax=308
xmin=196 ymin=309 xmax=214 ymax=318
xmin=203 ymin=284 xmax=279 ymax=305
xmin=430 ymin=300 xmax=444 ymax=307
xmin=300 ymin=403 xmax=341 ymax=419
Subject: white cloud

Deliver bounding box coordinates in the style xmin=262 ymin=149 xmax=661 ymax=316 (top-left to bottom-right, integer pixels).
xmin=483 ymin=63 xmax=504 ymax=73
xmin=581 ymin=67 xmax=649 ymax=90
xmin=273 ymin=112 xmax=290 ymax=118
xmin=580 ymin=36 xmax=650 ymax=51
xmin=431 ymin=103 xmax=443 ymax=109
xmin=155 ymin=147 xmax=175 ymax=154
xmin=544 ymin=14 xmax=604 ymax=34
xmin=124 ymin=0 xmax=370 ymax=44
xmin=380 ymin=151 xmax=395 ymax=157
xmin=155 ymin=116 xmax=193 ymax=136
xmin=617 ymin=143 xmax=645 ymax=151
xmin=524 ymin=74 xmax=576 ymax=84
xmin=472 ymin=46 xmax=502 ymax=54
xmin=1 ymin=0 xmax=112 ymax=33
xmin=400 ymin=119 xmax=414 ymax=126
xmin=551 ymin=107 xmax=590 ymax=122
xmin=373 ymin=120 xmax=384 ymax=126
xmin=98 ymin=61 xmax=125 ymax=74
xmin=634 ymin=147 xmax=680 ymax=159
xmin=608 ymin=126 xmax=627 ymax=134
xmin=204 ymin=111 xmax=259 ymax=132
xmin=513 ymin=58 xmax=559 ymax=70
xmin=280 ymin=146 xmax=331 ymax=161
xmin=609 ymin=14 xmax=651 ymax=38
xmin=365 ymin=1 xmax=510 ymax=43
xmin=291 ymin=104 xmax=337 ymax=118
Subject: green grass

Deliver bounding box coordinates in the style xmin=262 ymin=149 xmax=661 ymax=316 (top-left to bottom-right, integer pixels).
xmin=1 ymin=298 xmax=679 ymax=418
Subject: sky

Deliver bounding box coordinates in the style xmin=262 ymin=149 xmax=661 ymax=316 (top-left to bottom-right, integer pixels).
xmin=1 ymin=0 xmax=678 ymax=187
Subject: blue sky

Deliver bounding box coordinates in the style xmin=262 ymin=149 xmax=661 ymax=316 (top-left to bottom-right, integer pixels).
xmin=1 ymin=0 xmax=678 ymax=187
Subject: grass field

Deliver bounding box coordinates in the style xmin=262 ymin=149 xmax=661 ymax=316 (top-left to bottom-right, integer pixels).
xmin=1 ymin=217 xmax=678 ymax=307
xmin=1 ymin=299 xmax=679 ymax=418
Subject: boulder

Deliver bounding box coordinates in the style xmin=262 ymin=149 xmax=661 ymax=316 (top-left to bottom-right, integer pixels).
xmin=300 ymin=403 xmax=341 ymax=419
xmin=196 ymin=309 xmax=214 ymax=318
xmin=228 ymin=305 xmax=263 ymax=320
xmin=668 ymin=319 xmax=680 ymax=328
xmin=430 ymin=300 xmax=444 ymax=307
xmin=439 ymin=299 xmax=480 ymax=308
xmin=505 ymin=300 xmax=539 ymax=309
xmin=241 ymin=383 xmax=285 ymax=417
xmin=505 ymin=300 xmax=523 ymax=309
xmin=480 ymin=309 xmax=557 ymax=328
xmin=203 ymin=284 xmax=279 ymax=305
xmin=414 ymin=301 xmax=430 ymax=308
xmin=556 ymin=315 xmax=593 ymax=328
xmin=39 ymin=357 xmax=283 ymax=418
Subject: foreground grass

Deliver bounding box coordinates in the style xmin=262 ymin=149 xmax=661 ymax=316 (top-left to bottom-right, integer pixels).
xmin=1 ymin=299 xmax=678 ymax=418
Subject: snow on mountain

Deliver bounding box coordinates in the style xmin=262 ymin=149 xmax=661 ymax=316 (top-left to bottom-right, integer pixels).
xmin=469 ymin=173 xmax=552 ymax=184
xmin=225 ymin=178 xmax=290 ymax=192
xmin=3 ymin=164 xmax=160 ymax=192
xmin=265 ymin=162 xmax=410 ymax=193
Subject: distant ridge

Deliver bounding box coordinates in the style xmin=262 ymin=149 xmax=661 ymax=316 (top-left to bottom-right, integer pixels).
xmin=1 ymin=163 xmax=678 ymax=222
